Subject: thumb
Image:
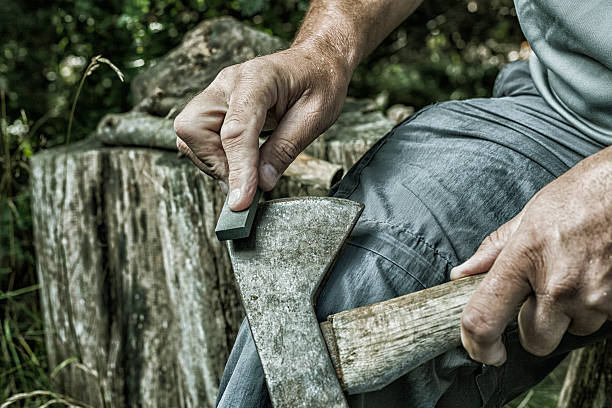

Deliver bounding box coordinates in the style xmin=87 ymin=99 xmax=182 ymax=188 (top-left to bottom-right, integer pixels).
xmin=258 ymin=98 xmax=328 ymax=190
xmin=450 ymin=212 xmax=523 ymax=280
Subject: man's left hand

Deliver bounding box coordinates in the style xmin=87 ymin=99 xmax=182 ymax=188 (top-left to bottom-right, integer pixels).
xmin=451 ymin=146 xmax=612 ymax=366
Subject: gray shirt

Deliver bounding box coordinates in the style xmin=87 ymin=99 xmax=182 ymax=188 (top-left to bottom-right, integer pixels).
xmin=514 ymin=0 xmax=612 ymax=146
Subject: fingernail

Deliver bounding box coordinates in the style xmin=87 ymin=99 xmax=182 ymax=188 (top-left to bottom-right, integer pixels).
xmin=261 ymin=162 xmax=280 ymax=187
xmin=228 ymin=189 xmax=241 ymax=207
xmin=218 ymin=180 xmax=228 ymax=194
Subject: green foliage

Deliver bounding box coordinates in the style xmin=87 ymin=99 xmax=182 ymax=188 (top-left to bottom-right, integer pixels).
xmin=351 ymin=0 xmax=525 ymax=106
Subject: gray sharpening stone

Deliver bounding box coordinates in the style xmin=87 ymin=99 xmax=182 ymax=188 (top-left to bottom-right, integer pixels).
xmin=215 ymin=188 xmax=262 ymax=241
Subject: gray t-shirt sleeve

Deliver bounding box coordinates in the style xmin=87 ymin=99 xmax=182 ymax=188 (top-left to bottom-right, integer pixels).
xmin=514 ymin=0 xmax=612 ymax=146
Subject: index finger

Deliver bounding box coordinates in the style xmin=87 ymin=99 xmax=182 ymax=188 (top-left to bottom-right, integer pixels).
xmin=460 ymin=242 xmax=533 ymax=365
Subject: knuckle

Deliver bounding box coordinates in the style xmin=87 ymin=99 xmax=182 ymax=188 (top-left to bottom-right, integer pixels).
xmin=217 ymin=65 xmax=237 ymax=81
xmin=512 ymin=238 xmax=544 ymax=272
xmin=173 ymin=114 xmax=193 ymax=139
xmin=520 ymin=334 xmax=554 ymax=356
xmin=584 ymin=290 xmax=611 ymax=311
xmin=461 ymin=309 xmax=499 ymax=345
xmin=270 ymin=138 xmax=301 ymax=167
xmin=230 ymin=95 xmax=256 ymax=117
xmin=239 ymin=58 xmax=268 ymax=78
xmin=220 ymin=118 xmax=247 ymax=144
xmin=483 ymin=231 xmax=505 ymax=252
xmin=543 ymin=276 xmax=580 ymax=303
xmin=238 ymin=60 xmax=258 ymax=77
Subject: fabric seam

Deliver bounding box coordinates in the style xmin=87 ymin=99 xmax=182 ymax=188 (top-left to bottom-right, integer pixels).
xmin=344 ymin=241 xmax=428 ymax=290
xmin=334 ymin=104 xmax=440 ymax=199
xmin=359 ymin=216 xmax=456 ymax=268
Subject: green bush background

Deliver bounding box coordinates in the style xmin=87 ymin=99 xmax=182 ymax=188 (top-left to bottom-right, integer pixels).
xmin=1 ymin=1 xmax=561 ymax=406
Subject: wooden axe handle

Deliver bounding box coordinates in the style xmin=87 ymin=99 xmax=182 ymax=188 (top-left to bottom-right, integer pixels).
xmin=320 ymin=274 xmax=486 ymax=394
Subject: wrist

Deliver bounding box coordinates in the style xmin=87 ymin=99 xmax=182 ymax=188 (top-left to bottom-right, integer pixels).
xmin=290 ymin=37 xmax=356 ymax=85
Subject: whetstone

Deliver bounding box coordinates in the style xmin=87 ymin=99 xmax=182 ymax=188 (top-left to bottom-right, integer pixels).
xmin=215 ymin=188 xmax=262 ymax=241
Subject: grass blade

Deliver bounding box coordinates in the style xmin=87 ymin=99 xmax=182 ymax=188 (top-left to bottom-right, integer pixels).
xmin=0 ymin=284 xmax=39 ymax=301
xmin=3 ymin=319 xmax=26 ymax=390
xmin=50 ymin=357 xmax=79 ymax=380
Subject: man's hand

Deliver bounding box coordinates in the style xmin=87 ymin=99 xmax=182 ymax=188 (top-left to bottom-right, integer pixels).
xmin=174 ymin=0 xmax=424 ymax=211
xmin=451 ymin=146 xmax=612 ymax=365
xmin=174 ymin=47 xmax=350 ymax=210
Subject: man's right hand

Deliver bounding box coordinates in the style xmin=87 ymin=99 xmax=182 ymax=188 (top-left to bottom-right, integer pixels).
xmin=174 ymin=46 xmax=351 ymax=211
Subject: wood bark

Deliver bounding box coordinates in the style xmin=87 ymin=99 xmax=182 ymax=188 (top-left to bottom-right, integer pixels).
xmin=558 ymin=340 xmax=612 ymax=408
xmin=31 ymin=142 xmax=238 ymax=407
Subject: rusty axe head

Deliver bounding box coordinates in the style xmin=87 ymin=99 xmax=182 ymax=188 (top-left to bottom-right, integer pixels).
xmin=227 ymin=197 xmax=363 ymax=407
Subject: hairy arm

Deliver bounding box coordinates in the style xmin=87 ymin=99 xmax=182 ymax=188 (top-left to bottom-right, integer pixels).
xmin=174 ymin=0 xmax=423 ymax=210
xmin=293 ymin=0 xmax=423 ymax=73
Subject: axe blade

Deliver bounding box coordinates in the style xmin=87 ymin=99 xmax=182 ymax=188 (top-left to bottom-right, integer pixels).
xmin=228 ymin=197 xmax=363 ymax=408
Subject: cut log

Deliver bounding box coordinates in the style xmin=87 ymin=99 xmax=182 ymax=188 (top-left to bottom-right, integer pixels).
xmin=558 ymin=340 xmax=612 ymax=408
xmin=96 ymin=111 xmax=344 ymax=191
xmin=31 ymin=141 xmax=238 ymax=407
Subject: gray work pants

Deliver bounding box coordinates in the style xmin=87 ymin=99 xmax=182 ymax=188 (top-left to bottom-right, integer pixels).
xmin=215 ymin=61 xmax=612 ymax=407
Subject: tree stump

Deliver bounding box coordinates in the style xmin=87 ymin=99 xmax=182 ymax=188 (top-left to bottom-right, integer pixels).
xmin=558 ymin=340 xmax=612 ymax=408
xmin=31 ymin=142 xmax=238 ymax=407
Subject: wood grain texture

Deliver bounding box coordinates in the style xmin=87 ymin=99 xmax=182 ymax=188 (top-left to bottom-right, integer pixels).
xmin=31 ymin=142 xmax=237 ymax=407
xmin=31 ymin=144 xmax=109 ymax=407
xmin=325 ymin=274 xmax=485 ymax=394
xmin=558 ymin=339 xmax=612 ymax=408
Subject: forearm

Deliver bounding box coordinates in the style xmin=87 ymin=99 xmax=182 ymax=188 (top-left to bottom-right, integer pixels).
xmin=292 ymin=0 xmax=423 ymax=75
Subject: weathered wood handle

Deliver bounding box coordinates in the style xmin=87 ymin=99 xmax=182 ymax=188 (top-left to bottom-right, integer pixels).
xmin=320 ymin=274 xmax=485 ymax=394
